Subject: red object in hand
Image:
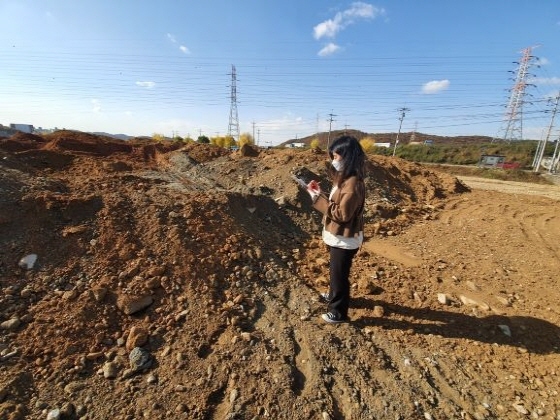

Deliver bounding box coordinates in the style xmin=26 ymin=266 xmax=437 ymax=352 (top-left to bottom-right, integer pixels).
xmin=308 ymin=180 xmax=320 ymax=192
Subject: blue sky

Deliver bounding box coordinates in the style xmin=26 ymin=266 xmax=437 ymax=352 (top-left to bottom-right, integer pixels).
xmin=1 ymin=1 xmax=559 ymax=145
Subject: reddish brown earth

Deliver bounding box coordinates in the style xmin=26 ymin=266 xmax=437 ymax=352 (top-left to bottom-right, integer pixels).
xmin=0 ymin=131 xmax=559 ymax=420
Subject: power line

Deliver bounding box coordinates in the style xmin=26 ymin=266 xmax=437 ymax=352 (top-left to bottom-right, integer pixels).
xmin=1 ymin=47 xmax=555 ymax=141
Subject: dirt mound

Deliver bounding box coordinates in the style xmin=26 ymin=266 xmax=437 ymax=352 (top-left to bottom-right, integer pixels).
xmin=39 ymin=130 xmax=142 ymax=157
xmin=177 ymin=141 xmax=230 ymax=163
xmin=0 ymin=132 xmax=47 ymax=153
xmin=1 ymin=133 xmax=559 ymax=420
xmin=239 ymin=144 xmax=260 ymax=157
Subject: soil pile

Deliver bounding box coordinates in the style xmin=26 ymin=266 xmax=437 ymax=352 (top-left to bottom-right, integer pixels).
xmin=0 ymin=131 xmax=559 ymax=420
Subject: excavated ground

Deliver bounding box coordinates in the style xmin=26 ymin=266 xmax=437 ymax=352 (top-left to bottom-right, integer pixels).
xmin=0 ymin=131 xmax=559 ymax=420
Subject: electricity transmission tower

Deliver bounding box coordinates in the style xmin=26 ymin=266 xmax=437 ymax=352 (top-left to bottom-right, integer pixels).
xmin=496 ymin=46 xmax=538 ymax=142
xmin=227 ymin=65 xmax=240 ymax=143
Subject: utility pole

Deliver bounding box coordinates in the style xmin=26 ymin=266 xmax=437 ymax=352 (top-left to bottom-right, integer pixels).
xmin=252 ymin=121 xmax=256 ymax=145
xmin=533 ymin=92 xmax=560 ymax=172
xmin=227 ymin=65 xmax=240 ymax=143
xmin=550 ymin=135 xmax=560 ymax=173
xmin=392 ymin=107 xmax=410 ymax=157
xmin=327 ymin=112 xmax=336 ymax=149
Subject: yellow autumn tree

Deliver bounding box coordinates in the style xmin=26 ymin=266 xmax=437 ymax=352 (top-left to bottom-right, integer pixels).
xmin=310 ymin=138 xmax=320 ymax=150
xmin=360 ymin=136 xmax=376 ymax=153
xmin=238 ymin=133 xmax=254 ymax=148
xmin=212 ymin=136 xmax=226 ymax=148
xmin=224 ymin=136 xmax=236 ymax=149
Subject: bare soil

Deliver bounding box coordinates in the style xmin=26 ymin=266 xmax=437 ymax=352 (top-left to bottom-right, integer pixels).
xmin=0 ymin=131 xmax=559 ymax=420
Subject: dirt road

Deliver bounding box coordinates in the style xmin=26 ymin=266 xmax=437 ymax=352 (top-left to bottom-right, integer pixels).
xmin=457 ymin=175 xmax=560 ymax=201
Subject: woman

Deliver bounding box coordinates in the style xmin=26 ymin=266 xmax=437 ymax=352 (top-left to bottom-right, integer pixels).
xmin=307 ymin=135 xmax=366 ymax=323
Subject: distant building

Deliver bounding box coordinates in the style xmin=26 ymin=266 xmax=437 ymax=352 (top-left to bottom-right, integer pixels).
xmin=374 ymin=142 xmax=391 ymax=148
xmin=0 ymin=125 xmax=16 ymax=137
xmin=478 ymin=155 xmax=506 ymax=167
xmin=10 ymin=124 xmax=34 ymax=133
xmin=287 ymin=142 xmax=305 ymax=148
xmin=405 ymin=140 xmax=433 ymax=146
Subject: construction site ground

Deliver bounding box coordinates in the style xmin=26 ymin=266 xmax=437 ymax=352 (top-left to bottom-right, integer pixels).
xmin=0 ymin=131 xmax=559 ymax=420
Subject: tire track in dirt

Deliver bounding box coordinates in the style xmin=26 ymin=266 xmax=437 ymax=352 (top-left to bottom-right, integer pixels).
xmin=457 ymin=176 xmax=560 ymax=201
xmin=440 ymin=191 xmax=560 ymax=271
xmin=255 ymin=280 xmax=472 ymax=419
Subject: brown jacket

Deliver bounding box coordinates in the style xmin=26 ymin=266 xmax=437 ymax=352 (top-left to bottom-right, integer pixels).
xmin=312 ymin=175 xmax=365 ymax=238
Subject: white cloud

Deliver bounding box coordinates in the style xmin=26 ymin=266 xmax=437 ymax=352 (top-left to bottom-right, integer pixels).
xmin=421 ymin=80 xmax=450 ymax=94
xmin=531 ymin=76 xmax=560 ymax=85
xmin=167 ymin=33 xmax=190 ymax=55
xmin=136 ymin=81 xmax=156 ymax=89
xmin=346 ymin=1 xmax=378 ymax=18
xmin=91 ymin=99 xmax=101 ymax=113
xmin=257 ymin=113 xmax=312 ymax=134
xmin=314 ymin=19 xmax=340 ymax=40
xmin=318 ymin=43 xmax=341 ymax=57
xmin=536 ymin=57 xmax=549 ymax=66
xmin=313 ymin=2 xmax=384 ymax=39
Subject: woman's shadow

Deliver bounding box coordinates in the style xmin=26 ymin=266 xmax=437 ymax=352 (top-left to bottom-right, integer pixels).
xmin=353 ymin=296 xmax=560 ymax=355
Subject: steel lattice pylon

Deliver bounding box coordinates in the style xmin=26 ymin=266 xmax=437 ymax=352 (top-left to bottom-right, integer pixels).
xmin=227 ymin=65 xmax=240 ymax=143
xmin=496 ymin=46 xmax=538 ymax=142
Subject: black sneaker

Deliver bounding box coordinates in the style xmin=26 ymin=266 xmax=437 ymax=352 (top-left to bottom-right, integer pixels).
xmin=321 ymin=312 xmax=345 ymax=324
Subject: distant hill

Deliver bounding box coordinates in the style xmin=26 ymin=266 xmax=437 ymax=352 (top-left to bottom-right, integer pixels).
xmin=89 ymin=129 xmax=499 ymax=146
xmin=91 ymin=132 xmax=133 ymax=141
xmin=280 ymin=129 xmax=496 ymax=148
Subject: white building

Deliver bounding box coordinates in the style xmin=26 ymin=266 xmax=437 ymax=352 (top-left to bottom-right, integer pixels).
xmin=10 ymin=124 xmax=34 ymax=133
xmin=287 ymin=142 xmax=306 ymax=148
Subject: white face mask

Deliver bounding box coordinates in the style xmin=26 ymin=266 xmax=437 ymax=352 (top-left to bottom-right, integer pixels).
xmin=331 ymin=159 xmax=343 ymax=172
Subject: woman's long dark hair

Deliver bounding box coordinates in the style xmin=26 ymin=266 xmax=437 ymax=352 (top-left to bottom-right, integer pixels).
xmin=328 ymin=135 xmax=366 ymax=185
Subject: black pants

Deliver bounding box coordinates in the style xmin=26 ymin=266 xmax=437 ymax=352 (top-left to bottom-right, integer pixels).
xmin=328 ymin=246 xmax=358 ymax=319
